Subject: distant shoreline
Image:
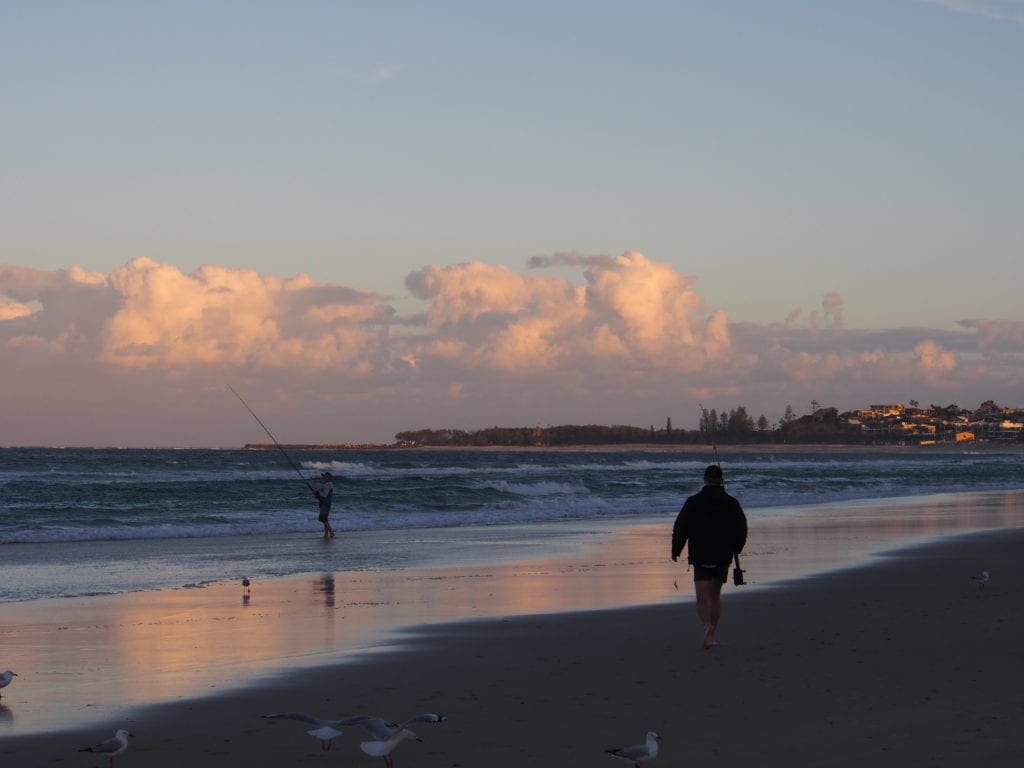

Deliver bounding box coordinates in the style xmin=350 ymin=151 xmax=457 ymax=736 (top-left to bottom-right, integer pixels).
xmin=241 ymin=441 xmax=1024 ymax=453
xmin=2 ymin=442 xmax=1020 ymax=452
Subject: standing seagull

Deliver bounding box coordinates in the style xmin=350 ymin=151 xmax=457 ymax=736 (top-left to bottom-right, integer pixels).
xmin=261 ymin=712 xmax=346 ymax=751
xmin=78 ymin=729 xmax=132 ymax=768
xmin=0 ymin=670 xmax=16 ymax=698
xmin=605 ymin=731 xmax=662 ymax=768
xmin=970 ymin=570 xmax=990 ymax=591
xmin=241 ymin=577 xmax=251 ymax=595
xmin=359 ymin=728 xmax=420 ymax=768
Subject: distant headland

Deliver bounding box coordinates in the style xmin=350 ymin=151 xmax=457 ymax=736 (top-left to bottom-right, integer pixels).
xmin=243 ymin=399 xmax=1024 ymax=449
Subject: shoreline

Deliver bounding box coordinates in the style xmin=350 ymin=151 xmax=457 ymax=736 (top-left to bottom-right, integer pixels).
xmin=261 ymin=441 xmax=1024 ymax=453
xmin=6 ymin=442 xmax=1023 ymax=452
xmin=4 ymin=525 xmax=1023 ymax=766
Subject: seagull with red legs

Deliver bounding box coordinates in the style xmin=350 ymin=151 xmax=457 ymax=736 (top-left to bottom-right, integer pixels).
xmin=261 ymin=711 xmax=345 ymax=751
xmin=605 ymin=730 xmax=662 ymax=768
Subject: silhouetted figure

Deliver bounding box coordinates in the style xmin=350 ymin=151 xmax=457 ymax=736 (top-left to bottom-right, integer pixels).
xmin=671 ymin=465 xmax=747 ymax=649
xmin=313 ymin=472 xmax=336 ymax=539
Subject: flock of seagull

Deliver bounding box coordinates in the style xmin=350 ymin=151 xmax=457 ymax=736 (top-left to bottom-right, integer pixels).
xmin=66 ymin=717 xmax=661 ymax=768
xmin=2 ymin=672 xmax=662 ymax=768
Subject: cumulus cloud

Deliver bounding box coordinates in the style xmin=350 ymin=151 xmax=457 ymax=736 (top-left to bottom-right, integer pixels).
xmin=914 ymin=340 xmax=958 ymax=375
xmin=958 ymin=319 xmax=1024 ymax=352
xmin=0 ymin=301 xmax=35 ymax=321
xmin=821 ymin=292 xmax=845 ymax=329
xmin=1 ymin=252 xmax=1021 ymax=445
xmin=97 ymin=258 xmax=390 ymax=370
xmin=408 ymin=251 xmax=729 ymax=372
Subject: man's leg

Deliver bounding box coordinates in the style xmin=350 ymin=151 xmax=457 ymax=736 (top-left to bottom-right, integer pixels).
xmin=695 ymin=580 xmax=712 ymax=628
xmin=702 ymin=578 xmax=724 ymax=649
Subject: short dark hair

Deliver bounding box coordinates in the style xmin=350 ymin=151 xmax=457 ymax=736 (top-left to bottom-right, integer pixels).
xmin=703 ymin=464 xmax=723 ymax=482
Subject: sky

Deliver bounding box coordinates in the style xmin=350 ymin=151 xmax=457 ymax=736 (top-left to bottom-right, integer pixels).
xmin=1 ymin=0 xmax=1023 ymax=446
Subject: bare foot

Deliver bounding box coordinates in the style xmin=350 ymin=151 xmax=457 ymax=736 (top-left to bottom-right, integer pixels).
xmin=702 ymin=625 xmax=717 ymax=649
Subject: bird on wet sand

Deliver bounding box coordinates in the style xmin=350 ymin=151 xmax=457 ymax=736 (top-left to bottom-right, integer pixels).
xmin=970 ymin=570 xmax=990 ymax=591
xmin=0 ymin=670 xmax=16 ymax=698
xmin=605 ymin=730 xmax=662 ymax=768
xmin=78 ymin=728 xmax=132 ymax=768
xmin=261 ymin=712 xmax=346 ymax=751
xmin=358 ymin=728 xmax=421 ymax=768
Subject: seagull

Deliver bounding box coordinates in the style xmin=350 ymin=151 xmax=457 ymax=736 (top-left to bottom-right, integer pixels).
xmin=306 ymin=725 xmax=343 ymax=751
xmin=359 ymin=728 xmax=420 ymax=768
xmin=605 ymin=730 xmax=662 ymax=768
xmin=338 ymin=712 xmax=447 ymax=740
xmin=78 ymin=729 xmax=133 ymax=768
xmin=970 ymin=570 xmax=990 ymax=590
xmin=0 ymin=670 xmax=16 ymax=698
xmin=241 ymin=577 xmax=251 ymax=594
xmin=261 ymin=712 xmax=346 ymax=751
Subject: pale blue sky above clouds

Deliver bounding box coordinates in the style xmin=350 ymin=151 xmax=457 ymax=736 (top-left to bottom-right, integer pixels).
xmin=4 ymin=1 xmax=1021 ymax=326
xmin=1 ymin=1 xmax=1022 ymax=444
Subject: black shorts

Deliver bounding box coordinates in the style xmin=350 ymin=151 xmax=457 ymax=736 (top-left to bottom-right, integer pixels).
xmin=318 ymin=508 xmax=330 ymax=523
xmin=693 ymin=563 xmax=728 ymax=582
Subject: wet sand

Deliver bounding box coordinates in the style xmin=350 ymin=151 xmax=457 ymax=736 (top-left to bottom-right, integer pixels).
xmin=4 ymin=523 xmax=1024 ymax=766
xmin=2 ymin=490 xmax=1023 ymax=741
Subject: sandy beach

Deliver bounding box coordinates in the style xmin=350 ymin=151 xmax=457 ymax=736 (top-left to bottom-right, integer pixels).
xmin=3 ymin=519 xmax=1023 ymax=767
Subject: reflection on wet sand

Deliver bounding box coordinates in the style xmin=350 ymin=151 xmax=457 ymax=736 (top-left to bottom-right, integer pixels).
xmin=315 ymin=574 xmax=336 ymax=609
xmin=0 ymin=489 xmax=1021 ymax=737
xmin=0 ymin=704 xmax=13 ymax=727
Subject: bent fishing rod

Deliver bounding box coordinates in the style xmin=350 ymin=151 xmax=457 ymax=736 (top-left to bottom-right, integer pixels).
xmin=228 ymin=385 xmax=315 ymax=492
xmin=698 ymin=403 xmax=722 ymax=470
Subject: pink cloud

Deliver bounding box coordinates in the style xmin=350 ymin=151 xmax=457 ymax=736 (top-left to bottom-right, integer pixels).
xmin=0 ymin=253 xmax=1020 ymax=445
xmin=0 ymin=301 xmax=35 ymax=321
xmin=408 ymin=251 xmax=729 ymax=373
xmin=100 ymin=258 xmax=388 ymax=370
xmin=914 ymin=340 xmax=958 ymax=375
xmin=958 ymin=319 xmax=1024 ymax=352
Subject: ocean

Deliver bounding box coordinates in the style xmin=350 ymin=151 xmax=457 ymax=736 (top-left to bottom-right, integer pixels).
xmin=1 ymin=446 xmax=1022 ymax=603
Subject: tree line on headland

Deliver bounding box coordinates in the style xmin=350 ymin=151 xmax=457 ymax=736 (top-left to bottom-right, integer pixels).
xmin=394 ymin=400 xmax=1024 ymax=447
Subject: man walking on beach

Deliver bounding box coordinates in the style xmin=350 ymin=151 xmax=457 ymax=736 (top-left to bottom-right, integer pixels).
xmin=672 ymin=465 xmax=747 ymax=649
xmin=313 ymin=471 xmax=336 ymax=539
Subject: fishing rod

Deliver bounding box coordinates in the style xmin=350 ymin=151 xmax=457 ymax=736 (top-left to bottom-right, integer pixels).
xmin=228 ymin=385 xmax=315 ymax=492
xmin=698 ymin=403 xmax=722 ymax=470
xmin=699 ymin=404 xmax=745 ymax=585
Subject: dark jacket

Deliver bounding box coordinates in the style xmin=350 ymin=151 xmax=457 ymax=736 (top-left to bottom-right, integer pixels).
xmin=671 ymin=485 xmax=747 ymax=566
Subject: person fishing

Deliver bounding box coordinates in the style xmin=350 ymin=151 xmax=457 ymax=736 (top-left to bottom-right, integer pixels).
xmin=313 ymin=471 xmax=336 ymax=539
xmin=671 ymin=464 xmax=747 ymax=649
xmin=229 ymin=386 xmax=339 ymax=541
